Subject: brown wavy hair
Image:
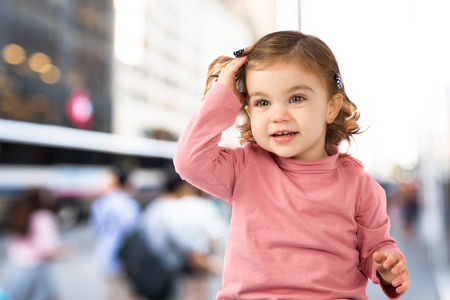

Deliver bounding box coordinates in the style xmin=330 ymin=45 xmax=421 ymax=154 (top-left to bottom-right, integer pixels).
xmin=7 ymin=188 xmax=54 ymax=236
xmin=204 ymin=31 xmax=361 ymax=148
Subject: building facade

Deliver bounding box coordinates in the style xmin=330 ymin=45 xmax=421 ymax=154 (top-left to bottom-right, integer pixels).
xmin=0 ymin=0 xmax=277 ymax=144
xmin=112 ymin=0 xmax=277 ymax=145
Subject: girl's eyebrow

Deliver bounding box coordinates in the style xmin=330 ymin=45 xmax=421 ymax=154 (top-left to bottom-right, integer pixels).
xmin=248 ymin=91 xmax=268 ymax=99
xmin=287 ymin=84 xmax=314 ymax=93
xmin=249 ymin=85 xmax=314 ymax=99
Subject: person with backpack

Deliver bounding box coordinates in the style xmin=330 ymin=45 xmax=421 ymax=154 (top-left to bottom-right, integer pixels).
xmin=138 ymin=164 xmax=221 ymax=300
xmin=90 ymin=167 xmax=141 ymax=300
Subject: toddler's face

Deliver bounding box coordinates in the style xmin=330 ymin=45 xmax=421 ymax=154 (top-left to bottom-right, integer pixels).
xmin=245 ymin=63 xmax=337 ymax=161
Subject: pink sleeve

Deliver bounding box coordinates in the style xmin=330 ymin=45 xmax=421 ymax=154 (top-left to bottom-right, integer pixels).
xmin=174 ymin=83 xmax=245 ymax=203
xmin=356 ymin=174 xmax=405 ymax=299
xmin=30 ymin=210 xmax=60 ymax=259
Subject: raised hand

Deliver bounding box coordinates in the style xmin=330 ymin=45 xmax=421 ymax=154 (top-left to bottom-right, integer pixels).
xmin=217 ymin=56 xmax=248 ymax=102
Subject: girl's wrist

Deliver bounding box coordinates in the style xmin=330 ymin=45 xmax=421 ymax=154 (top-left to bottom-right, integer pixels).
xmin=377 ymin=271 xmax=392 ymax=287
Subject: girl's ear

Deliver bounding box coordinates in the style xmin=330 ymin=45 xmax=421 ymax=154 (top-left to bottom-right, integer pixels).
xmin=245 ymin=105 xmax=251 ymax=116
xmin=327 ymin=93 xmax=343 ymax=124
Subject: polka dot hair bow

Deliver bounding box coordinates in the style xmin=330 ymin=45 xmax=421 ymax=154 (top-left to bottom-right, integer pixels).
xmin=334 ymin=65 xmax=343 ymax=89
xmin=233 ymin=49 xmax=245 ymax=57
xmin=335 ymin=73 xmax=343 ymax=89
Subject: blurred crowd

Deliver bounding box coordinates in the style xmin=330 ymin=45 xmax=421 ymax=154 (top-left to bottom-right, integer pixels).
xmin=0 ymin=163 xmax=229 ymax=300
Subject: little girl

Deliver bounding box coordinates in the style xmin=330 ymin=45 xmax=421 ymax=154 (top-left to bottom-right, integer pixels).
xmin=174 ymin=31 xmax=410 ymax=299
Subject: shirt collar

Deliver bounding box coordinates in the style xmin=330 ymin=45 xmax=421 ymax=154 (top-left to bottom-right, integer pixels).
xmin=271 ymin=144 xmax=341 ymax=174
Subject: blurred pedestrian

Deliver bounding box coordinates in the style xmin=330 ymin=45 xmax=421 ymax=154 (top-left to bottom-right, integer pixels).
xmin=141 ymin=164 xmax=223 ymax=300
xmin=177 ymin=192 xmax=228 ymax=300
xmin=398 ymin=179 xmax=420 ymax=240
xmin=0 ymin=188 xmax=69 ymax=300
xmin=89 ymin=167 xmax=140 ymax=300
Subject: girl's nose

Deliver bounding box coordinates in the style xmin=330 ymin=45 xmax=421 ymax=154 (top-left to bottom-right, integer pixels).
xmin=270 ymin=105 xmax=291 ymax=123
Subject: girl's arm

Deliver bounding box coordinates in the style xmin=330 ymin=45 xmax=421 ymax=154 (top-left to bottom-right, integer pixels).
xmin=355 ymin=174 xmax=406 ymax=298
xmin=174 ymin=57 xmax=248 ymax=203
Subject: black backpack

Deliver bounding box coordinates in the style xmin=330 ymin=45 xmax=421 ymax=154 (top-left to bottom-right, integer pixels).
xmin=118 ymin=229 xmax=175 ymax=300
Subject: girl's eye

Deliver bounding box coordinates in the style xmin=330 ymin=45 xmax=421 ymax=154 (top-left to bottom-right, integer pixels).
xmin=290 ymin=95 xmax=305 ymax=103
xmin=255 ymin=100 xmax=270 ymax=107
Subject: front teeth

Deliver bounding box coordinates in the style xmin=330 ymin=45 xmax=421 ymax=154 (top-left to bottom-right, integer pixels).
xmin=274 ymin=132 xmax=294 ymax=137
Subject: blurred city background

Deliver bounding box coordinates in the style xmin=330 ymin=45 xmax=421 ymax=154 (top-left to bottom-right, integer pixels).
xmin=0 ymin=0 xmax=449 ymax=299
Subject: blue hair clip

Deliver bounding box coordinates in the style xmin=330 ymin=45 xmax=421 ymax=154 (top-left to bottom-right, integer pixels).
xmin=233 ymin=49 xmax=245 ymax=58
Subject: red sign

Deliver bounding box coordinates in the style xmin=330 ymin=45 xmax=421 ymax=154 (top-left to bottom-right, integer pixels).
xmin=66 ymin=89 xmax=93 ymax=129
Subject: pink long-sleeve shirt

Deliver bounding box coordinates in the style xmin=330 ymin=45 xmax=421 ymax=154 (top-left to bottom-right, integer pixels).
xmin=174 ymin=83 xmax=404 ymax=300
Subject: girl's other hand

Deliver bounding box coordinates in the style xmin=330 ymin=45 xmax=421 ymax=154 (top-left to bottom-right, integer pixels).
xmin=217 ymin=56 xmax=247 ymax=102
xmin=373 ymin=251 xmax=410 ymax=294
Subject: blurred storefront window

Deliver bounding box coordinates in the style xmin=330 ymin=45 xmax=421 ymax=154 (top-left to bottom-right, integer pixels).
xmin=0 ymin=0 xmax=114 ymax=132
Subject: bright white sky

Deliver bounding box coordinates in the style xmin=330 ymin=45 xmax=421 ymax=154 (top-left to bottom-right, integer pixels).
xmin=278 ymin=0 xmax=450 ymax=178
xmin=114 ymin=0 xmax=146 ymax=65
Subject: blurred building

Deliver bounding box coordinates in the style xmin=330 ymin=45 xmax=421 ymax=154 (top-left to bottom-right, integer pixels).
xmin=0 ymin=0 xmax=277 ymax=146
xmin=0 ymin=0 xmax=114 ymax=132
xmin=112 ymin=0 xmax=277 ymax=145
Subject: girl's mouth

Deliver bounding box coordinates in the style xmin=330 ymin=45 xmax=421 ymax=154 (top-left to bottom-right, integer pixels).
xmin=271 ymin=131 xmax=298 ymax=143
xmin=271 ymin=132 xmax=297 ymax=137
